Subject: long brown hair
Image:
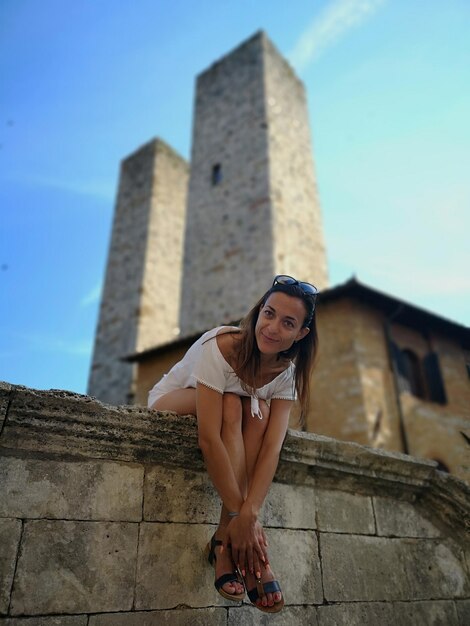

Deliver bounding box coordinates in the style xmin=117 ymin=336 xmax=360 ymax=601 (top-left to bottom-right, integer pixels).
xmin=232 ymin=283 xmax=318 ymax=424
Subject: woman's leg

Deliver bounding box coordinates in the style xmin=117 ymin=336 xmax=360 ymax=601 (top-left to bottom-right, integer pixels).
xmin=153 ymin=388 xmax=246 ymax=595
xmin=241 ymin=399 xmax=283 ymax=608
xmin=150 ymin=388 xmax=197 ymax=414
xmin=213 ymin=393 xmax=246 ymax=595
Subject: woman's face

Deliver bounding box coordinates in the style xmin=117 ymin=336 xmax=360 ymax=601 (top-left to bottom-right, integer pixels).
xmin=255 ymin=292 xmax=310 ymax=355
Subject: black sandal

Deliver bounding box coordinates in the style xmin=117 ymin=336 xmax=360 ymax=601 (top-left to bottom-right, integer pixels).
xmin=204 ymin=534 xmax=245 ymax=602
xmin=246 ymin=568 xmax=285 ymax=614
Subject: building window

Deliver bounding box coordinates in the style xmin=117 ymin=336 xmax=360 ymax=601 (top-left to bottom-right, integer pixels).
xmin=402 ymin=349 xmax=426 ymax=399
xmin=211 ymin=163 xmax=222 ymax=186
xmin=390 ymin=342 xmax=447 ymax=405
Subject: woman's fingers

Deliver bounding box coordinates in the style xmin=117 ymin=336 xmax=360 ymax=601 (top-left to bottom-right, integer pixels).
xmin=237 ymin=545 xmax=247 ymax=575
xmin=246 ymin=544 xmax=256 ymax=576
xmin=252 ymin=552 xmax=262 ymax=579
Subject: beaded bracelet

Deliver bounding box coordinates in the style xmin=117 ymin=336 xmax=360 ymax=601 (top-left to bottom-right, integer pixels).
xmin=228 ymin=511 xmax=240 ymax=518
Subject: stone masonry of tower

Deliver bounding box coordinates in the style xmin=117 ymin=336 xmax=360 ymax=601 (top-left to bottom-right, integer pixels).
xmin=179 ymin=31 xmax=328 ymax=336
xmin=88 ymin=140 xmax=188 ymax=404
xmin=88 ymin=31 xmax=327 ymax=404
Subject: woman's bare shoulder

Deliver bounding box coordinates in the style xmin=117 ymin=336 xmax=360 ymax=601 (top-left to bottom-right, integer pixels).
xmin=215 ymin=327 xmax=241 ymax=360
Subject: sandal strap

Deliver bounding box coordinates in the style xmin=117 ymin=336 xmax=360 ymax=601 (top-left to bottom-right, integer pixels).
xmin=215 ymin=572 xmax=241 ymax=591
xmin=248 ymin=579 xmax=281 ymax=603
xmin=207 ymin=535 xmax=223 ymax=565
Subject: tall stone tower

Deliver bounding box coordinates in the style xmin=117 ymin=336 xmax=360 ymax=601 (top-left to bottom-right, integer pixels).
xmin=179 ymin=31 xmax=328 ymax=336
xmin=88 ymin=139 xmax=188 ymax=404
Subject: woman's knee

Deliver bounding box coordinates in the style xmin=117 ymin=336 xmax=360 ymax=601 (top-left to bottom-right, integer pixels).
xmin=242 ymin=399 xmax=270 ymax=435
xmin=222 ymin=393 xmax=243 ymax=428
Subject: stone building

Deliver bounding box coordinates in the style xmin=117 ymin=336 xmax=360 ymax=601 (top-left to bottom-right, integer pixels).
xmin=88 ymin=31 xmax=470 ymax=483
xmin=87 ymin=140 xmax=188 ymax=405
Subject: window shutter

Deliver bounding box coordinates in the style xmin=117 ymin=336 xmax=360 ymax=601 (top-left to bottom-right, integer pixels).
xmin=390 ymin=341 xmax=411 ymax=393
xmin=423 ymin=352 xmax=447 ymax=405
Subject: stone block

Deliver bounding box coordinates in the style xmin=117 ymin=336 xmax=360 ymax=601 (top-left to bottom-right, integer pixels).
xmin=229 ymin=604 xmax=318 ymax=625
xmin=143 ymin=465 xmax=316 ymax=529
xmin=317 ymin=600 xmax=458 ymax=626
xmin=260 ymin=481 xmax=316 ymax=529
xmin=374 ymin=496 xmax=440 ymax=538
xmin=135 ymin=522 xmax=227 ymax=609
xmin=456 ymin=599 xmax=470 ymax=625
xmin=0 ymin=519 xmax=21 ymax=614
xmin=10 ymin=520 xmax=138 ymax=615
xmin=315 ymin=489 xmax=375 ymax=534
xmin=89 ymin=608 xmax=226 ymax=626
xmin=0 ymin=618 xmax=87 ymax=625
xmin=266 ymin=528 xmax=322 ymax=605
xmin=321 ymin=534 xmax=469 ymax=602
xmin=143 ymin=465 xmax=220 ymax=523
xmin=0 ymin=457 xmax=143 ymax=521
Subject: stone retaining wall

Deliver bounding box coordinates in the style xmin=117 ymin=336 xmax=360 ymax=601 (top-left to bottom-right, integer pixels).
xmin=0 ymin=382 xmax=469 ymax=625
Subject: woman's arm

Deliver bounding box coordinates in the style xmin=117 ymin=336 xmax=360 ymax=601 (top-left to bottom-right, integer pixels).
xmin=196 ymin=382 xmax=245 ymax=513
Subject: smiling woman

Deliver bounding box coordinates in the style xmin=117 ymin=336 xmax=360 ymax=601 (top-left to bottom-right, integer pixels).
xmin=148 ymin=275 xmax=319 ymax=613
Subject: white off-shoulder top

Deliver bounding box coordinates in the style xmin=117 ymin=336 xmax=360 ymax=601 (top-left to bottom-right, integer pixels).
xmin=147 ymin=326 xmax=296 ymax=418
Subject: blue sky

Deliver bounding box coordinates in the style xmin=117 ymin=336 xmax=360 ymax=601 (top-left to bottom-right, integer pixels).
xmin=1 ymin=0 xmax=469 ymax=395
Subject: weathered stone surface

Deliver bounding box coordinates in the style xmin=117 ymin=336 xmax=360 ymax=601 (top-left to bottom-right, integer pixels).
xmin=422 ymin=470 xmax=470 ymax=544
xmin=261 ymin=481 xmax=316 ymax=529
xmin=0 ymin=518 xmax=21 ymax=614
xmin=89 ymin=608 xmax=226 ymax=626
xmin=455 ymin=599 xmax=470 ymax=625
xmin=0 ymin=456 xmax=143 ymax=521
xmin=135 ymin=522 xmax=227 ymax=609
xmin=321 ymin=534 xmax=469 ymax=602
xmin=1 ymin=387 xmax=203 ymax=469
xmin=0 ymin=618 xmax=87 ymax=625
xmin=0 ymin=382 xmax=11 ymax=431
xmin=374 ymin=496 xmax=440 ymax=538
xmin=282 ymin=428 xmax=436 ymax=491
xmin=266 ymin=528 xmax=322 ymax=605
xmin=10 ymin=520 xmax=138 ymax=615
xmin=315 ymin=489 xmax=375 ymax=534
xmin=144 ymin=465 xmax=220 ymax=523
xmin=229 ymin=604 xmax=318 ymax=625
xmin=317 ymin=600 xmax=459 ymax=626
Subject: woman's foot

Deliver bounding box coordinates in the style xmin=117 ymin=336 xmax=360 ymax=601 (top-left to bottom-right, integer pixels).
xmin=244 ymin=562 xmax=284 ymax=612
xmin=206 ymin=533 xmax=244 ymax=600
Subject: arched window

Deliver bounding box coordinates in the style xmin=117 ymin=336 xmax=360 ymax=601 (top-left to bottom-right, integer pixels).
xmin=390 ymin=341 xmax=447 ymax=405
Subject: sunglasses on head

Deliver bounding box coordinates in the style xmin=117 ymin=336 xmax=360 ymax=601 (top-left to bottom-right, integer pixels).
xmin=272 ymin=275 xmax=318 ymax=300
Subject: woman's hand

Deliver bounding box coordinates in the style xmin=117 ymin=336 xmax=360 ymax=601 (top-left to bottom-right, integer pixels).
xmin=224 ymin=513 xmax=268 ymax=577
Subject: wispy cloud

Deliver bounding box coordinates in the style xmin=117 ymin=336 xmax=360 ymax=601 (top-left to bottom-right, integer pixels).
xmin=288 ymin=0 xmax=387 ymax=72
xmin=8 ymin=172 xmax=115 ymax=202
xmin=12 ymin=331 xmax=93 ymax=358
xmin=81 ymin=283 xmax=102 ymax=308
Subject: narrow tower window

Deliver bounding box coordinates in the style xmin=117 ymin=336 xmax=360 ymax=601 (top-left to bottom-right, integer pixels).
xmin=211 ymin=163 xmax=222 ymax=186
